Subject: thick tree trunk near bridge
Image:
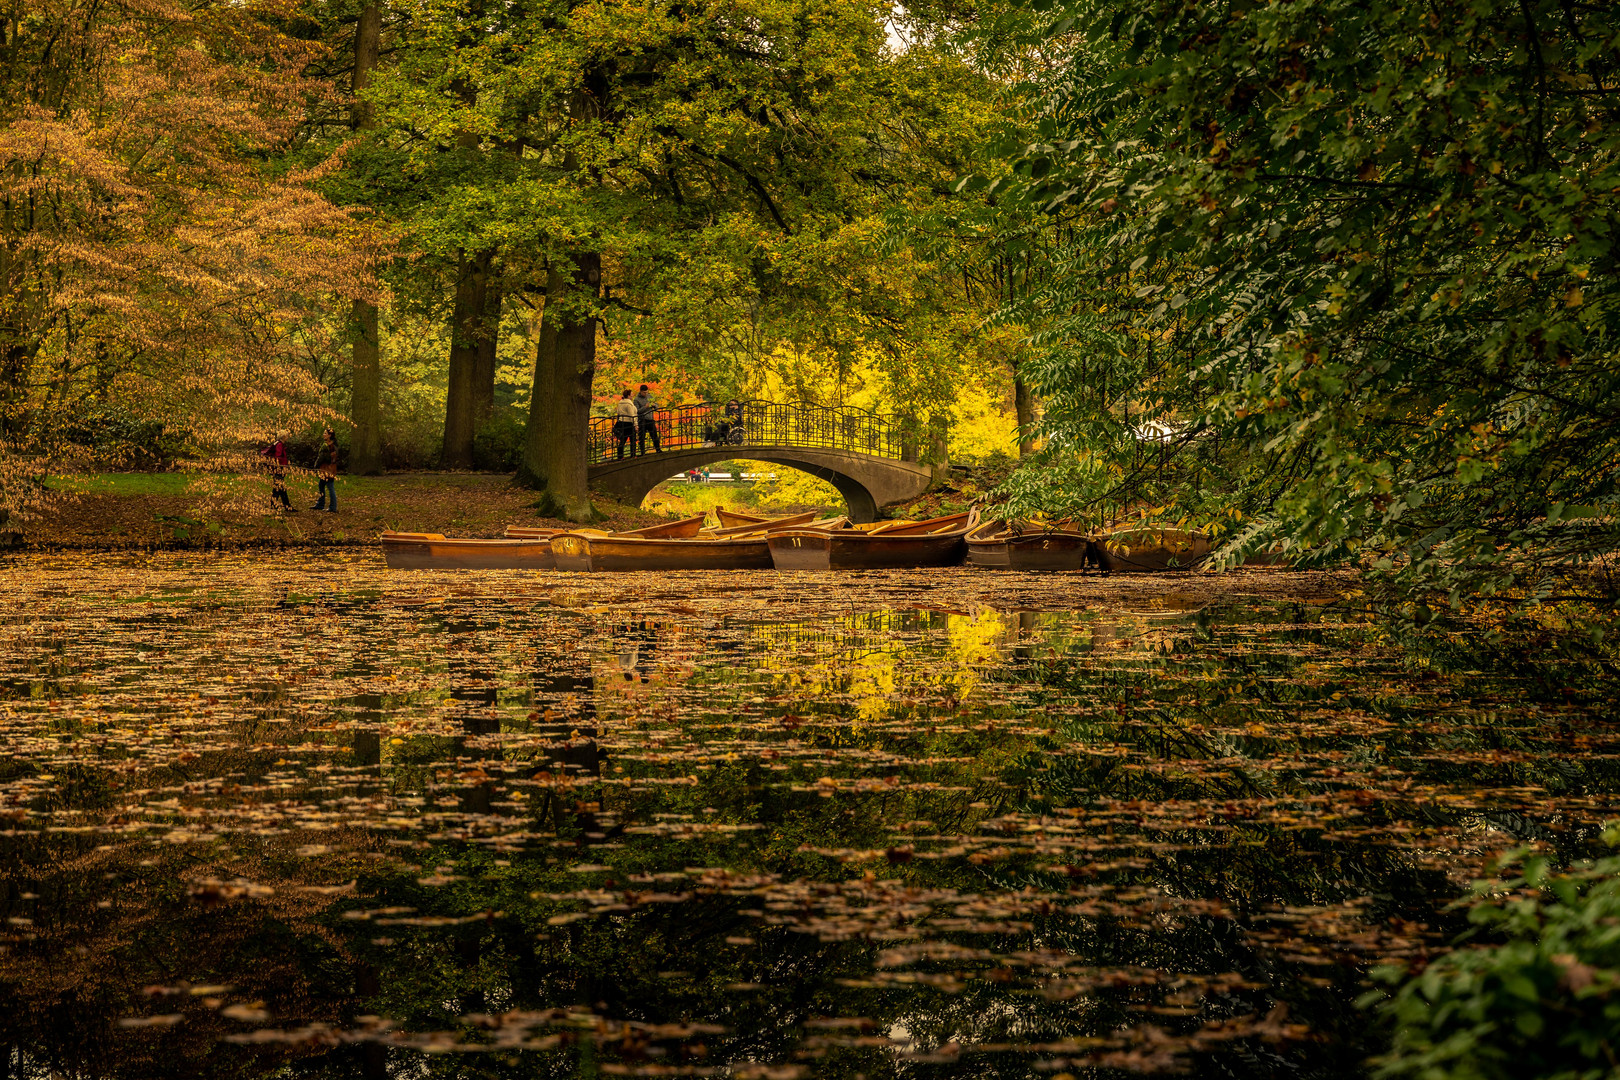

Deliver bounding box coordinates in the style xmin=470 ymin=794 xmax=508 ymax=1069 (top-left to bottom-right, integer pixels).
xmin=518 ymin=256 xmax=600 ymax=521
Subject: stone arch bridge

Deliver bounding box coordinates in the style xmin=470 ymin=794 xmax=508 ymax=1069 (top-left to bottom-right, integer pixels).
xmin=587 ymin=401 xmax=933 ymax=523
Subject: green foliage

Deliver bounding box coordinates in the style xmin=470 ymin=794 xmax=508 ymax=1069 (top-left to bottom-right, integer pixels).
xmin=53 ymin=408 xmax=190 ymax=466
xmin=344 ymin=0 xmax=1007 ymax=485
xmin=1368 ymin=827 xmax=1620 ymax=1080
xmin=979 ymin=0 xmax=1620 ymax=596
xmin=750 ymin=468 xmax=847 ymax=513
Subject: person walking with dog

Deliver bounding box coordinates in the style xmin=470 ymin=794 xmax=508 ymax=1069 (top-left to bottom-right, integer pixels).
xmin=613 ymin=389 xmax=638 ymax=460
xmin=634 ymin=384 xmax=661 ymax=455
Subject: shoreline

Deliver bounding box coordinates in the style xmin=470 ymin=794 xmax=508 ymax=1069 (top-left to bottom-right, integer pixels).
xmin=15 ymin=471 xmax=666 ymax=551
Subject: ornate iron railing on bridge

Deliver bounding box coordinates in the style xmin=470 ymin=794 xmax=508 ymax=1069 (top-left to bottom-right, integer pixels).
xmin=588 ymin=400 xmax=903 ymax=465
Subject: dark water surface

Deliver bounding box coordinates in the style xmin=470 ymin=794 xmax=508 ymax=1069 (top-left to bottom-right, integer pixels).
xmin=1 ymin=551 xmax=1615 ymax=1079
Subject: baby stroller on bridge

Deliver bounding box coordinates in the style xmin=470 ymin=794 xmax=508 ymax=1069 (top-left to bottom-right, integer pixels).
xmin=702 ymin=399 xmax=747 ymax=447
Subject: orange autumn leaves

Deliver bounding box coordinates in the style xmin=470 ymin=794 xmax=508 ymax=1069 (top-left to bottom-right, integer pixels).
xmin=0 ymin=0 xmax=381 ymax=491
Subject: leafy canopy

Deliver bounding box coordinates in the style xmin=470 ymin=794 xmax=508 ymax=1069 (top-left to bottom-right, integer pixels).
xmin=981 ymin=0 xmax=1620 ymax=596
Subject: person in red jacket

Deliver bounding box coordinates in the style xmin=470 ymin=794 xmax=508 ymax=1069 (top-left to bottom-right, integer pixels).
xmin=258 ymin=434 xmax=295 ymax=511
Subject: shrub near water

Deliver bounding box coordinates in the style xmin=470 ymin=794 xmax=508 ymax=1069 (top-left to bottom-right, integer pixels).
xmin=1369 ymin=827 xmax=1620 ymax=1080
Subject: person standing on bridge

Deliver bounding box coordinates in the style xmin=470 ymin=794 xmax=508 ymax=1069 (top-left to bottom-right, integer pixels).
xmin=634 ymin=384 xmax=661 ymax=455
xmin=612 ymin=389 xmax=638 ymax=460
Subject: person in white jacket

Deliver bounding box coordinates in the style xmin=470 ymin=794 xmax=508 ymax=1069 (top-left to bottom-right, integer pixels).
xmin=612 ymin=389 xmax=638 ymax=460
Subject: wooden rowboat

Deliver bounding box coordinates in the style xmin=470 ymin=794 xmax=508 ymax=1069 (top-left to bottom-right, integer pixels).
xmin=380 ymin=532 xmax=559 ymax=570
xmin=967 ymin=520 xmax=1096 ymax=571
xmin=767 ymin=510 xmax=979 ymax=570
xmin=546 ymin=512 xmax=829 ymax=572
xmin=550 ymin=513 xmax=828 ymax=572
xmin=507 ymin=515 xmax=704 ymax=543
xmin=550 ymin=514 xmax=776 ymax=572
xmin=714 ymin=508 xmax=770 ymax=528
xmin=1093 ymin=528 xmax=1212 ymax=572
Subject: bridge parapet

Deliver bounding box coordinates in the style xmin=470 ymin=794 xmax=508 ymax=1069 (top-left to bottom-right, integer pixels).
xmin=589 ymin=399 xmax=901 ymax=464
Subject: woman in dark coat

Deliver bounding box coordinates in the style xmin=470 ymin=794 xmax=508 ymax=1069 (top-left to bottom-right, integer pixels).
xmin=312 ymin=428 xmax=339 ymax=512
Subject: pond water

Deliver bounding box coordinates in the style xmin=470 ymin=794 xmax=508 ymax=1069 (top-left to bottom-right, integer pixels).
xmin=1 ymin=552 xmax=1615 ymax=1079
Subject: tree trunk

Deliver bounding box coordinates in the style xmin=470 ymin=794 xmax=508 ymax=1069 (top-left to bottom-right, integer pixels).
xmin=350 ymin=300 xmax=382 ymax=473
xmin=441 ymin=250 xmax=492 ymax=469
xmin=516 ymin=82 xmax=600 ymax=519
xmin=1013 ymin=363 xmax=1037 ymax=458
xmin=518 ymin=256 xmax=599 ymax=521
xmin=472 ymin=278 xmax=503 ymax=428
xmin=351 ymin=3 xmax=380 ymax=129
xmin=348 ymin=3 xmax=383 ymax=475
xmin=519 ymin=284 xmax=559 ymax=491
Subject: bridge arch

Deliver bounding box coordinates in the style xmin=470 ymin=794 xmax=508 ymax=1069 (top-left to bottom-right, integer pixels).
xmin=588 ymin=446 xmax=931 ymax=523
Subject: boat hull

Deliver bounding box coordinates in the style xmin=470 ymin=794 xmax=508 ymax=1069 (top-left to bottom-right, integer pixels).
xmin=381 ymin=536 xmax=557 ymax=571
xmin=549 ymin=513 xmax=824 ymax=571
xmin=767 ymin=532 xmax=833 ymax=570
xmin=969 ymin=533 xmax=1094 ymax=571
xmin=768 ymin=531 xmax=969 ymax=570
xmin=965 ymin=540 xmax=1011 ymax=569
xmin=552 ymin=534 xmax=776 ymax=572
xmin=1093 ymin=530 xmax=1211 ymax=572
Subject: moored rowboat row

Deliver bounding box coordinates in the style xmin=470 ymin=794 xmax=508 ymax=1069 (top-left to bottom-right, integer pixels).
xmin=378 ymin=516 xmax=699 ymax=571
xmin=381 ymin=511 xmax=1268 ymax=572
xmin=550 ymin=512 xmax=831 ymax=572
xmin=767 ymin=512 xmax=979 ymax=570
xmin=965 ymin=521 xmax=1219 ymax=572
xmin=380 ymin=511 xmax=981 ymax=571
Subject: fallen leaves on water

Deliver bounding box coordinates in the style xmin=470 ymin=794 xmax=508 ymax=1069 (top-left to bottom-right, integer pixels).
xmin=2 ymin=551 xmax=1616 ymax=1076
